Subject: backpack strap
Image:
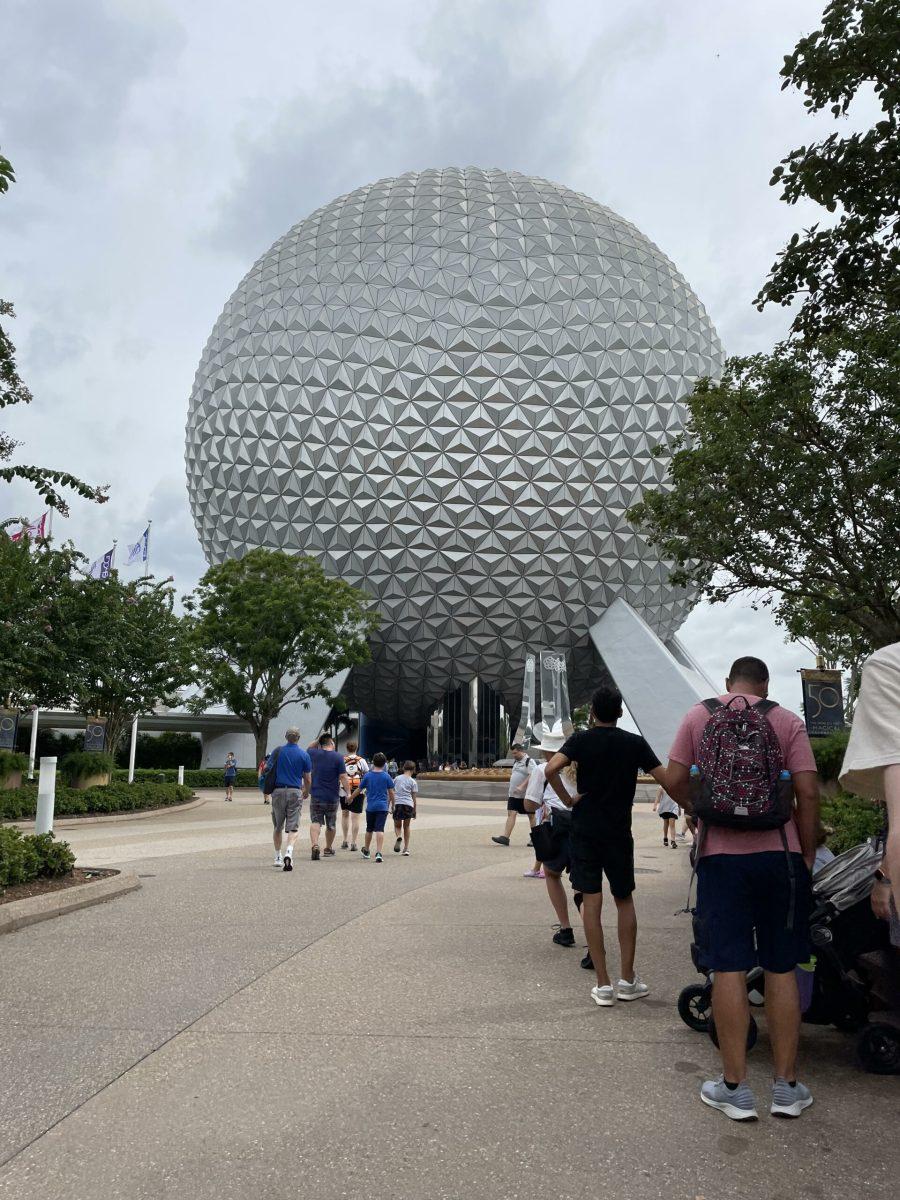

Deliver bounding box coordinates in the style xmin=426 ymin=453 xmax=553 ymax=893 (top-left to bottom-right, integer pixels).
xmin=752 ymin=699 xmax=779 ymax=716
xmin=701 ymin=698 xmax=724 ymax=714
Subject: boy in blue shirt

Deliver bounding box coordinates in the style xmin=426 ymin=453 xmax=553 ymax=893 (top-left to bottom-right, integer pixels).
xmin=358 ymin=752 xmax=395 ymax=863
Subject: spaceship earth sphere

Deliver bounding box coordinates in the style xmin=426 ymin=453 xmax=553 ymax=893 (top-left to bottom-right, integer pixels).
xmin=185 ymin=167 xmax=723 ymax=728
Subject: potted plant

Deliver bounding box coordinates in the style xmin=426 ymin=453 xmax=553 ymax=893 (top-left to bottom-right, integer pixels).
xmin=0 ymin=750 xmax=28 ymax=790
xmin=59 ymin=750 xmax=114 ymax=790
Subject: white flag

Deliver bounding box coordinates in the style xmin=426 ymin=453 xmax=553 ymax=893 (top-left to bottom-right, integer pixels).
xmin=125 ymin=526 xmax=149 ymax=566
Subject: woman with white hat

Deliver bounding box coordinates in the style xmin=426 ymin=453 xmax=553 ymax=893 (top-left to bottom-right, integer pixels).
xmin=524 ymin=730 xmax=580 ymax=946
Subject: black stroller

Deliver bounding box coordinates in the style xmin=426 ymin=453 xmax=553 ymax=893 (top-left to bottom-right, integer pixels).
xmin=677 ymin=840 xmax=900 ymax=1073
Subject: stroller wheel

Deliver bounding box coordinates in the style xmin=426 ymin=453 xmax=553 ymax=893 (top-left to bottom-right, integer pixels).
xmin=709 ymin=1014 xmax=758 ymax=1052
xmin=677 ymin=984 xmax=712 ymax=1032
xmin=856 ymin=1023 xmax=900 ymax=1075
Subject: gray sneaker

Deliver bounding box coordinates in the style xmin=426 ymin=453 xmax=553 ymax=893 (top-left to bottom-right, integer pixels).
xmin=700 ymin=1076 xmax=758 ymax=1121
xmin=770 ymin=1078 xmax=813 ymax=1118
xmin=617 ymin=975 xmax=650 ymax=1001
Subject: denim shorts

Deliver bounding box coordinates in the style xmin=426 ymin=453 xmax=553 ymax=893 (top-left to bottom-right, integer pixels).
xmin=696 ymin=851 xmax=812 ymax=973
xmin=366 ymin=809 xmax=388 ymax=833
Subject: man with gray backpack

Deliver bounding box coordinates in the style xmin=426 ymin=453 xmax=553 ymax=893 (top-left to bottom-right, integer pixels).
xmin=666 ymin=657 xmax=820 ymax=1122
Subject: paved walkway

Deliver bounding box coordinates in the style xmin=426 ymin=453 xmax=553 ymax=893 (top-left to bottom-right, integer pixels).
xmin=0 ymin=791 xmax=896 ymax=1198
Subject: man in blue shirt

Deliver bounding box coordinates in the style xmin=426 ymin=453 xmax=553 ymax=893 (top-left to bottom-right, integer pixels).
xmin=270 ymin=727 xmax=312 ymax=872
xmin=306 ymin=734 xmax=349 ymax=861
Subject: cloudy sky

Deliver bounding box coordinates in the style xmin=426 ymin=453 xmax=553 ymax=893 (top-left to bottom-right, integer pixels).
xmin=1 ymin=0 xmax=864 ymax=710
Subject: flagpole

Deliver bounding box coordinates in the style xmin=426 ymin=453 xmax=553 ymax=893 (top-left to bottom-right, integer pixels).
xmin=144 ymin=520 xmax=152 ymax=579
xmin=111 ymin=539 xmax=117 ymax=575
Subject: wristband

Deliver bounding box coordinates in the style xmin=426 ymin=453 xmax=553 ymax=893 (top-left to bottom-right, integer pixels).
xmin=874 ymin=869 xmax=892 ymax=886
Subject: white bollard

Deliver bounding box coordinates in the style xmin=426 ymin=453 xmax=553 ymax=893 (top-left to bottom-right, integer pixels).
xmin=35 ymin=756 xmax=57 ymax=835
xmin=177 ymin=765 xmax=184 ymax=785
xmin=27 ymin=707 xmax=40 ymax=780
xmin=128 ymin=715 xmax=138 ymax=783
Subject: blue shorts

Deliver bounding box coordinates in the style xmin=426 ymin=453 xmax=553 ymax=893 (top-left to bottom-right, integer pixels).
xmin=366 ymin=809 xmax=388 ymax=833
xmin=696 ymin=851 xmax=811 ymax=973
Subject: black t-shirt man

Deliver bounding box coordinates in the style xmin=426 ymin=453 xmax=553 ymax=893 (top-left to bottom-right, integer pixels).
xmin=558 ymin=726 xmax=661 ymax=898
xmin=560 ymin=727 xmax=660 ymax=838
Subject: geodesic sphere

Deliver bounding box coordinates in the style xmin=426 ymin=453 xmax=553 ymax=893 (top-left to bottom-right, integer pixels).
xmin=185 ymin=167 xmax=723 ymax=728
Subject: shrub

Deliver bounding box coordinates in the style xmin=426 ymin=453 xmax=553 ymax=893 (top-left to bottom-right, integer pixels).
xmin=0 ymin=750 xmax=28 ymax=782
xmin=58 ymin=751 xmax=115 ymax=784
xmin=111 ymin=767 xmax=259 ymax=788
xmin=821 ymin=791 xmax=884 ymax=856
xmin=0 ymin=782 xmax=194 ymax=822
xmin=0 ymin=826 xmax=75 ymax=892
xmin=811 ymin=730 xmax=851 ymax=782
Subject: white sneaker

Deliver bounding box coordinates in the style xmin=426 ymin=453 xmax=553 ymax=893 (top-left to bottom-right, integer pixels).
xmin=273 ymin=852 xmax=283 ymax=868
xmin=617 ymin=975 xmax=650 ymax=1001
xmin=591 ymin=985 xmax=615 ymax=1007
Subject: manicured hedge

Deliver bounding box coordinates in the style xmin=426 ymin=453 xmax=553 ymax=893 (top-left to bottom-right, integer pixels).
xmin=111 ymin=767 xmax=259 ymax=788
xmin=0 ymin=782 xmax=194 ymax=822
xmin=59 ymin=750 xmax=115 ymax=783
xmin=0 ymin=827 xmax=75 ymax=891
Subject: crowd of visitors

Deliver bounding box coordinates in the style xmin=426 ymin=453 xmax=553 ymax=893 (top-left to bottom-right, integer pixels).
xmin=219 ymin=645 xmax=899 ymax=1122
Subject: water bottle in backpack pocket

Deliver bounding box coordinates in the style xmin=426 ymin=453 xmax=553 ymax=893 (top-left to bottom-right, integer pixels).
xmin=689 ymin=697 xmax=794 ymax=830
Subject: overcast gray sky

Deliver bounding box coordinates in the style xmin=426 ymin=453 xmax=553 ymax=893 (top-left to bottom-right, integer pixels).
xmin=1 ymin=0 xmax=863 ymax=711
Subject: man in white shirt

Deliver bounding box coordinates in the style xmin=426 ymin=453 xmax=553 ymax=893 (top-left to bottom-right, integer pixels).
xmin=524 ymin=733 xmax=579 ymax=945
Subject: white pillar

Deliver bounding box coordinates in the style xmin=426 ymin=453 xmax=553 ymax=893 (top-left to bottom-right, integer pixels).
xmin=35 ymin=756 xmax=57 ymax=835
xmin=27 ymin=707 xmax=40 ymax=780
xmin=127 ymin=716 xmax=139 ymax=783
xmin=177 ymin=765 xmax=184 ymax=785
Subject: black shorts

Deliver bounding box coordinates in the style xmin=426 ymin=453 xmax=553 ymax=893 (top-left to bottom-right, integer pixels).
xmin=541 ymin=809 xmax=572 ymax=875
xmin=340 ymin=792 xmax=364 ymax=813
xmin=696 ymin=852 xmax=812 ymax=973
xmin=569 ymin=832 xmax=634 ymax=899
xmin=507 ymin=795 xmax=527 ymax=814
xmin=658 ymin=811 xmax=677 ymax=821
xmin=393 ymin=804 xmax=415 ymax=822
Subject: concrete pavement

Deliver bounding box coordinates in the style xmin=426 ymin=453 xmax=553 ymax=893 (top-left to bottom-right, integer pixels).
xmin=1 ymin=789 xmax=896 ymax=1198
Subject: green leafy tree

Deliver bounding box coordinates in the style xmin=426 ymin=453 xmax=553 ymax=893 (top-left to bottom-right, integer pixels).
xmin=628 ymin=317 xmax=900 ymax=652
xmin=185 ymin=549 xmax=379 ymax=762
xmin=0 ymin=527 xmax=82 ymax=709
xmin=60 ymin=573 xmax=192 ymax=755
xmin=756 ymin=0 xmax=900 ymax=338
xmin=0 ymin=148 xmax=107 ymax=513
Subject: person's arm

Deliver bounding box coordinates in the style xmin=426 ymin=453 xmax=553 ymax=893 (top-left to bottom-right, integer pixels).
xmin=388 ymin=787 xmax=396 ymax=813
xmin=302 ymin=770 xmax=311 ymax=799
xmin=544 ymin=752 xmax=577 ymax=807
xmin=647 ymin=765 xmax=668 ymax=794
xmin=412 ymin=779 xmax=418 ymax=816
xmin=652 ymin=786 xmax=661 ymax=812
xmin=665 ymin=761 xmax=692 ymax=809
xmin=339 ymin=772 xmax=350 ymax=796
xmin=873 ymin=764 xmax=900 ymax=919
xmin=792 ymin=770 xmax=820 ymax=869
xmin=523 ymin=767 xmax=545 ymax=814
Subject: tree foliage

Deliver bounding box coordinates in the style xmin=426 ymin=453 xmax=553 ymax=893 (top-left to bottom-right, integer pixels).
xmin=0 ymin=528 xmax=83 ymax=708
xmin=185 ymin=549 xmax=379 ymax=761
xmin=757 ymin=0 xmax=900 ymax=338
xmin=57 ymin=573 xmax=192 ymax=755
xmin=0 ymin=147 xmax=107 ymax=514
xmin=628 ymin=317 xmax=900 ymax=653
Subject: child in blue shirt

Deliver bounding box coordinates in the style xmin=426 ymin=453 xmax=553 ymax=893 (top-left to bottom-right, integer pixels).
xmin=358 ymin=752 xmax=395 ymax=863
